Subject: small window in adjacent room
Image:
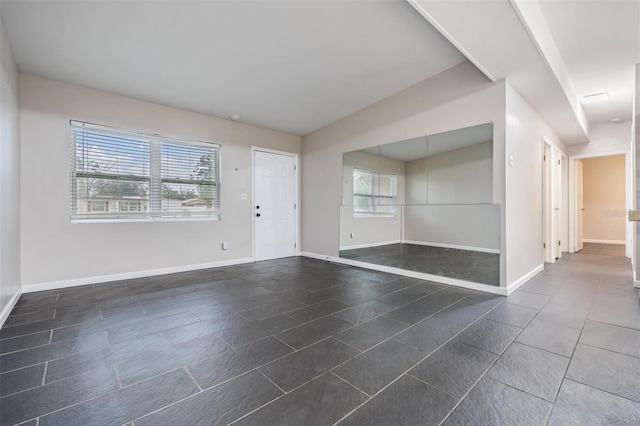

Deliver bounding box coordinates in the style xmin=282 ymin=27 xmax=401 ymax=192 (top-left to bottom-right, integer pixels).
xmin=70 ymin=121 xmax=221 ymax=221
xmin=352 ymin=168 xmax=397 ymax=216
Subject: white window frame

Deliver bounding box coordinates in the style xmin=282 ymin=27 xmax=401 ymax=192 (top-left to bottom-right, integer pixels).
xmin=70 ymin=121 xmax=221 ymax=222
xmin=352 ymin=168 xmax=397 ymax=217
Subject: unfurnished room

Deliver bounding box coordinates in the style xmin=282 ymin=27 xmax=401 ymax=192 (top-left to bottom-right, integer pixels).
xmin=1 ymin=1 xmax=639 ymax=425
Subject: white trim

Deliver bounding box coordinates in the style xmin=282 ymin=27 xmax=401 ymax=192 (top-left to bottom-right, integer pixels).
xmin=406 ymin=0 xmax=497 ymax=83
xmin=251 ymin=147 xmax=300 ymax=261
xmin=402 ymin=240 xmax=500 ymax=254
xmin=583 ymin=239 xmax=626 ymax=245
xmin=21 ymin=257 xmax=253 ymax=293
xmin=300 ymin=251 xmax=506 ymax=295
xmin=339 ymin=240 xmax=401 ymax=251
xmin=0 ymin=288 xmax=22 ymax=328
xmin=506 ymin=264 xmax=544 ymax=295
xmin=634 ymin=280 xmax=640 ymax=289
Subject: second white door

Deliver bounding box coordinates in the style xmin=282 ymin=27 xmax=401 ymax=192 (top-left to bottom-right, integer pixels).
xmin=254 ymin=150 xmax=297 ymax=261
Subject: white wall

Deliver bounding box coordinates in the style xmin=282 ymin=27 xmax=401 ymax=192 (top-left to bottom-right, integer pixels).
xmin=340 ymin=150 xmax=404 ymax=249
xmin=582 ymin=155 xmax=626 ymax=243
xmin=0 ymin=14 xmax=21 ymax=324
xmin=568 ymin=121 xmax=632 ymax=157
xmin=505 ymin=83 xmax=567 ymax=288
xmin=19 ymin=74 xmax=301 ymax=288
xmin=301 ymin=61 xmax=506 ymax=284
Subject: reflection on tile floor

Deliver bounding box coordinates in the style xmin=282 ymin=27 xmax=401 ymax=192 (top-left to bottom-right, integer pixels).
xmin=1 ymin=251 xmax=639 ymax=425
xmin=339 ymin=243 xmax=500 ymax=286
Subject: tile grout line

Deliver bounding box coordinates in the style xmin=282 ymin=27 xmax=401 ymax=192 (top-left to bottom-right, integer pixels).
xmin=257 ymin=369 xmax=287 ymax=394
xmin=41 ymin=361 xmax=49 ymax=386
xmin=183 ymin=366 xmax=203 ymax=392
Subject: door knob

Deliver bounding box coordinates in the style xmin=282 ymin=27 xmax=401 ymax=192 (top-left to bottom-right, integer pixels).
xmin=256 ymin=213 xmax=261 ymax=217
xmin=256 ymin=205 xmax=260 ymax=209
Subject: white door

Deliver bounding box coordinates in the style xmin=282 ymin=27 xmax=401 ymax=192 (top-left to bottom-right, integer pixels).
xmin=552 ymin=149 xmax=562 ymax=259
xmin=254 ymin=150 xmax=297 ymax=261
xmin=576 ymin=160 xmax=584 ymax=252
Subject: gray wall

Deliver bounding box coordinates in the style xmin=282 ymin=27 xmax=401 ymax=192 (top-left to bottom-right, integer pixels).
xmin=0 ymin=14 xmax=21 ymax=323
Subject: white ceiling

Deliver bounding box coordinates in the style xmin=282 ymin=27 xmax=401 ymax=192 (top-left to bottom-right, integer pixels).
xmin=0 ymin=0 xmax=467 ymax=136
xmin=538 ymin=0 xmax=640 ymax=124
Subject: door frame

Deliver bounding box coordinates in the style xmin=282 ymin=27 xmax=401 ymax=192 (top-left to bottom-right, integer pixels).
xmin=568 ymin=150 xmax=631 ymax=256
xmin=542 ymin=137 xmax=566 ymax=263
xmin=251 ymin=146 xmax=300 ymax=261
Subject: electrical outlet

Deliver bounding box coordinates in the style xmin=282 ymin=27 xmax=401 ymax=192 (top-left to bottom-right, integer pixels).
xmin=350 ymin=232 xmax=355 ymax=239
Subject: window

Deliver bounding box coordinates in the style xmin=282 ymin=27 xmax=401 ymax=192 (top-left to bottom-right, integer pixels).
xmin=353 ymin=168 xmax=397 ymax=216
xmin=71 ymin=121 xmax=220 ymax=221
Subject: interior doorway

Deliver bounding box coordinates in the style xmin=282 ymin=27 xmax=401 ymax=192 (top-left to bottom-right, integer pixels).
xmin=252 ymin=148 xmax=299 ymax=261
xmin=571 ymin=153 xmax=629 ymax=257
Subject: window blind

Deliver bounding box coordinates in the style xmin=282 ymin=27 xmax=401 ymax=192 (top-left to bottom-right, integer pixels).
xmin=70 ymin=121 xmax=221 ymax=220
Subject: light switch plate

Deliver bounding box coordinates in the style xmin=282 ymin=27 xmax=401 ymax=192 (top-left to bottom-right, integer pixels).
xmin=629 ymin=210 xmax=640 ymax=221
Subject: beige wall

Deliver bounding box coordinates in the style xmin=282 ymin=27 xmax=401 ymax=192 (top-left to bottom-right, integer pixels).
xmin=0 ymin=14 xmax=21 ymax=322
xmin=582 ymin=155 xmax=626 ymax=243
xmin=301 ymin=61 xmax=507 ymax=284
xmin=19 ymin=74 xmax=301 ymax=287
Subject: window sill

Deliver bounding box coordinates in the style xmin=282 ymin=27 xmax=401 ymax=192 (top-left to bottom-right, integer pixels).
xmin=71 ymin=216 xmax=221 ymax=224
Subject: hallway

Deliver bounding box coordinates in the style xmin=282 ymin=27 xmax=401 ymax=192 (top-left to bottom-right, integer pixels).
xmin=1 ymin=251 xmax=639 ymax=425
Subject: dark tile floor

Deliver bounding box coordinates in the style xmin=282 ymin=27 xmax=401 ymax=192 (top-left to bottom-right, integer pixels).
xmin=339 ymin=243 xmax=500 ymax=286
xmin=1 ymin=251 xmax=639 ymax=425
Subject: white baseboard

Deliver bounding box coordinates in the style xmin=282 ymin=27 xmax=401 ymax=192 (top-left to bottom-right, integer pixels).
xmin=583 ymin=239 xmax=625 ymax=245
xmin=506 ymin=264 xmax=544 ymax=295
xmin=402 ymin=240 xmax=500 ymax=254
xmin=21 ymin=257 xmax=254 ymax=293
xmin=0 ymin=287 xmax=22 ymax=328
xmin=300 ymin=251 xmax=506 ymax=295
xmin=339 ymin=240 xmax=401 ymax=251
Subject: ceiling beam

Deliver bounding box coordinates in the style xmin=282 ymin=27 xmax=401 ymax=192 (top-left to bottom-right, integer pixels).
xmin=407 ymin=0 xmax=589 ymax=145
